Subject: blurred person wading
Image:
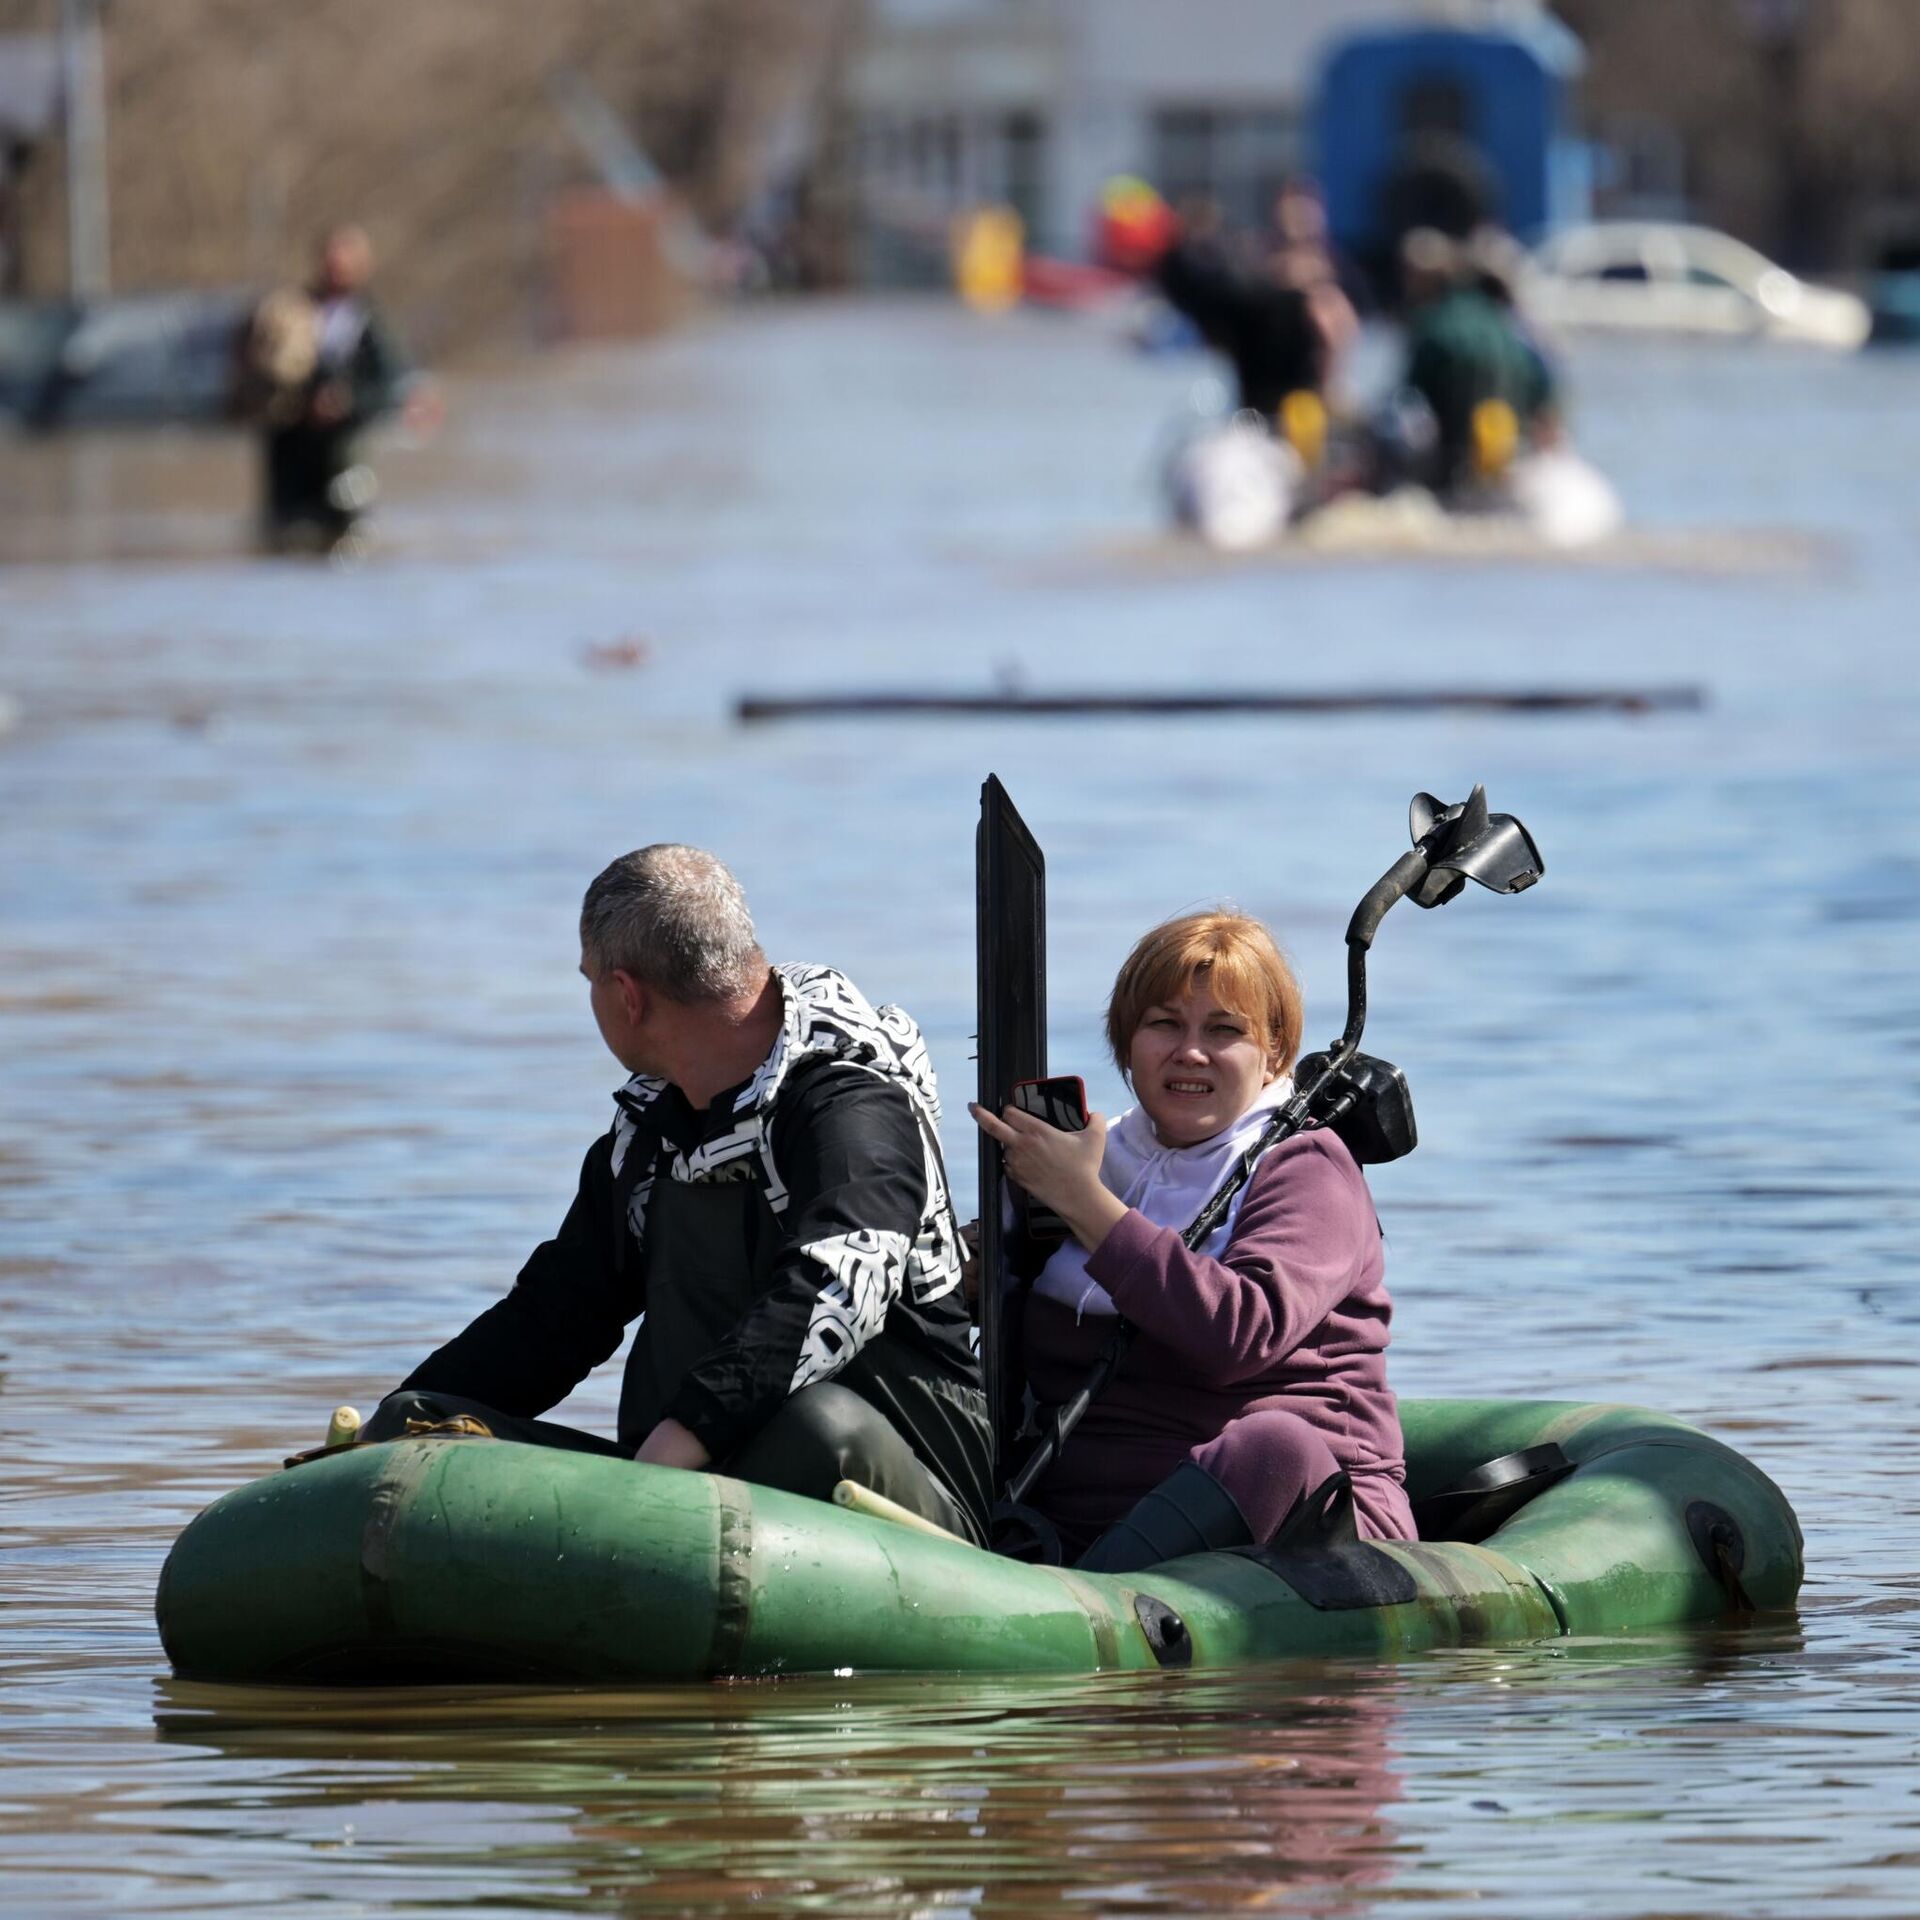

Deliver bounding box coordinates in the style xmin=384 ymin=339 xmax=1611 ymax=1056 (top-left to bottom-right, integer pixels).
xmin=234 ymin=224 xmax=418 ymax=555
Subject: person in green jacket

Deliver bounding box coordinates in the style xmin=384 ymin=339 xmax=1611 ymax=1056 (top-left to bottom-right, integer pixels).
xmin=1397 ymin=227 xmax=1559 ymax=498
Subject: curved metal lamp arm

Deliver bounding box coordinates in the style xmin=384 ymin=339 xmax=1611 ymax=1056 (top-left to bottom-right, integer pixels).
xmin=1322 ymin=787 xmax=1544 ymax=1076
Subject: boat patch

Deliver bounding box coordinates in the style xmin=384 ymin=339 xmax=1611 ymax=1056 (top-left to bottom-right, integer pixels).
xmin=706 ymin=1481 xmax=757 ymax=1673
xmin=1234 ymin=1541 xmax=1421 ymax=1611
xmin=359 ymin=1439 xmax=450 ymax=1640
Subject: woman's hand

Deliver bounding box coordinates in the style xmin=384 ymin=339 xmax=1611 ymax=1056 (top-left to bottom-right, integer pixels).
xmin=969 ymin=1102 xmax=1129 ymax=1254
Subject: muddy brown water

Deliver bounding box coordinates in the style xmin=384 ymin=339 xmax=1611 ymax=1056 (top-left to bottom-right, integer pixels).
xmin=3 ymin=303 xmax=1918 ymax=1915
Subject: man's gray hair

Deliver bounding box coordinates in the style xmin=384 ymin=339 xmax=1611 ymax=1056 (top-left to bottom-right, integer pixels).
xmin=580 ymin=845 xmax=765 ymax=1003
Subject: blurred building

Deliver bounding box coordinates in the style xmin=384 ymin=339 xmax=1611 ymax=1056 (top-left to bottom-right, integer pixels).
xmin=0 ymin=31 xmax=60 ymax=295
xmin=846 ymin=0 xmax=1555 ymax=273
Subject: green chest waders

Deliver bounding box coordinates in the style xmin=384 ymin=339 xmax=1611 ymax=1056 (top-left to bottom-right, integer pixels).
xmin=616 ymin=1173 xmax=993 ymax=1542
xmin=617 ymin=1177 xmax=782 ymax=1456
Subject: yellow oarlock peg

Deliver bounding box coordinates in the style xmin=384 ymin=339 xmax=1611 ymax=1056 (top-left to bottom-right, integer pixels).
xmin=1280 ymin=389 xmax=1328 ymax=469
xmin=1471 ymin=397 xmax=1521 ymax=478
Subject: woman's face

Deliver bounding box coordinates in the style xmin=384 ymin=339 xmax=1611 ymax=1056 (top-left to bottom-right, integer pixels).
xmin=1128 ymin=979 xmax=1280 ymax=1148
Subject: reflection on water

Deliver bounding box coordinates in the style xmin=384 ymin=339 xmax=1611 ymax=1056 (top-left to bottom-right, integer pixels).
xmin=3 ymin=307 xmax=1920 ymax=1914
xmin=149 ymin=1667 xmax=1410 ymax=1913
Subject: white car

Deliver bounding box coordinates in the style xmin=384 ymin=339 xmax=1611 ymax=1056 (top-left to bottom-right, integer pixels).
xmin=1525 ymin=222 xmax=1870 ymax=350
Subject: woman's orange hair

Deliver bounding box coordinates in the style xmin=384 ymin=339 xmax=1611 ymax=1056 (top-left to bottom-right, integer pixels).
xmin=1105 ymin=911 xmax=1304 ymax=1080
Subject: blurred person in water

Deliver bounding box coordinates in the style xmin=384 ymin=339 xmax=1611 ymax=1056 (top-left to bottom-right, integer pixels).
xmin=1268 ymin=173 xmax=1367 ymax=334
xmin=1100 ymin=176 xmax=1357 ymax=422
xmin=972 ymin=912 xmax=1414 ymax=1572
xmin=234 ymin=223 xmax=436 ymax=556
xmin=1393 ymin=226 xmax=1559 ymax=498
xmin=361 ymin=845 xmax=993 ymax=1544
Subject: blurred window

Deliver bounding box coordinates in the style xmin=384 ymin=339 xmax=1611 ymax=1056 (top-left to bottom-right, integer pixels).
xmin=1598 ymin=114 xmax=1687 ymax=219
xmin=1597 ymin=260 xmax=1650 ymax=282
xmin=1153 ymin=108 xmax=1216 ymax=209
xmin=1000 ymin=110 xmax=1046 ymax=234
xmin=935 ymin=113 xmax=962 ymax=193
xmin=1149 ymin=106 xmax=1301 ymax=236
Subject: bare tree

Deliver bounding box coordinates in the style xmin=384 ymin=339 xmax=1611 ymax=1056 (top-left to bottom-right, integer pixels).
xmin=1554 ymin=0 xmax=1920 ymax=266
xmin=3 ymin=0 xmax=855 ymax=349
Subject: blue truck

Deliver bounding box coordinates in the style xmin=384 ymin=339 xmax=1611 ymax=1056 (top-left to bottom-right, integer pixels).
xmin=1314 ymin=15 xmax=1589 ymax=299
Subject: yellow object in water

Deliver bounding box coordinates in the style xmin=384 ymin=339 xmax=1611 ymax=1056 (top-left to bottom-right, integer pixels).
xmin=325 ymin=1405 xmax=362 ymax=1449
xmin=1472 ymin=398 xmax=1521 ymax=477
xmin=1280 ymin=390 xmax=1328 ymax=469
xmin=953 ymin=205 xmax=1025 ymax=315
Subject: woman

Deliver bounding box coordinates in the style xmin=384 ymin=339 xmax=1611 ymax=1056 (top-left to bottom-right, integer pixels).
xmin=971 ymin=911 xmax=1415 ymax=1572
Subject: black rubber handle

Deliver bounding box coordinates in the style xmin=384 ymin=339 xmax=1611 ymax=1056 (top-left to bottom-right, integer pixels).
xmin=1345 ymin=850 xmax=1429 ymax=953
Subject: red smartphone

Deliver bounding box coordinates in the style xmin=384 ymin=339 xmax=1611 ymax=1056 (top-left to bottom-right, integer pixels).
xmin=1009 ymin=1076 xmax=1090 ymax=1241
xmin=1011 ymin=1075 xmax=1089 ymax=1131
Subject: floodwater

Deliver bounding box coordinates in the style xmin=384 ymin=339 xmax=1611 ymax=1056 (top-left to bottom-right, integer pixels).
xmin=3 ymin=301 xmax=1918 ymax=1916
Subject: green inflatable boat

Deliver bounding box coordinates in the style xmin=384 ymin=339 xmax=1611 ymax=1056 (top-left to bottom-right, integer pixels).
xmin=158 ymin=786 xmax=1803 ymax=1683
xmin=156 ymin=1397 xmax=1801 ymax=1683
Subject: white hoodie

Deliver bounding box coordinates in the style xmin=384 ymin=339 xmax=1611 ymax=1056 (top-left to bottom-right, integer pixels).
xmin=1031 ymin=1073 xmax=1294 ymax=1319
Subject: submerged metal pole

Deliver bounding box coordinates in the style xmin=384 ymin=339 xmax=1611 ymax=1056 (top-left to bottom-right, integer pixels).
xmin=61 ymin=0 xmax=110 ymax=300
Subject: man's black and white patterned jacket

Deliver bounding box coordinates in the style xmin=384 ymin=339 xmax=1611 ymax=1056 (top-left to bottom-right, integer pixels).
xmin=400 ymin=965 xmax=984 ymax=1509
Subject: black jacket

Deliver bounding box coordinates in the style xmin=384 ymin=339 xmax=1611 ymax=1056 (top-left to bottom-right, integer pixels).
xmin=1157 ymin=238 xmax=1326 ymax=417
xmin=401 ymin=965 xmax=991 ymax=1529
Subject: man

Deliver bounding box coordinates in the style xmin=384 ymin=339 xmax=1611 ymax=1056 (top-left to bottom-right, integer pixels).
xmin=237 ymin=224 xmax=427 ymax=554
xmin=1154 ymin=221 xmax=1347 ymax=423
xmin=1397 ymin=227 xmax=1558 ymax=498
xmin=361 ymin=845 xmax=993 ymax=1544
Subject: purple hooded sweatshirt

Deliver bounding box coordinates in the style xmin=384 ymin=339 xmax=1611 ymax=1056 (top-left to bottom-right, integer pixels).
xmin=1021 ymin=1128 xmax=1416 ymax=1548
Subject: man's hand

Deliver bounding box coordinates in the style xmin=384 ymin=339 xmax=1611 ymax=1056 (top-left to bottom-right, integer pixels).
xmin=635 ymin=1417 xmax=711 ymax=1471
xmin=308 ymin=379 xmax=351 ymax=427
xmin=958 ymin=1217 xmax=981 ymax=1305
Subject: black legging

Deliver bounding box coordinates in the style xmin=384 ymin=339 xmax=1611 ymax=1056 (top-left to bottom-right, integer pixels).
xmin=360 ymin=1381 xmax=981 ymax=1543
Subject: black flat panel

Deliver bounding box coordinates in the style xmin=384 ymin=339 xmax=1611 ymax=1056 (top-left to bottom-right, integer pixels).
xmin=976 ymin=775 xmax=1045 ymax=1470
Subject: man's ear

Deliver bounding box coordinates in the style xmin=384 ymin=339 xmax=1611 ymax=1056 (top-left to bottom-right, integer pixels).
xmin=613 ymin=970 xmax=646 ymax=1026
